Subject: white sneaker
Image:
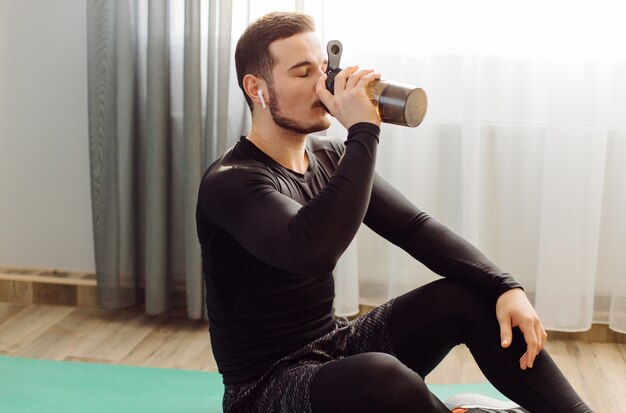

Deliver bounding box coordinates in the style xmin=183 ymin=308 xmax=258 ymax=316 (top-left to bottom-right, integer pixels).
xmin=444 ymin=393 xmax=529 ymax=412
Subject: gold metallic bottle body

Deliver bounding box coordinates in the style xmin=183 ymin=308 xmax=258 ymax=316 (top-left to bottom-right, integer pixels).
xmin=365 ymin=80 xmax=428 ymax=127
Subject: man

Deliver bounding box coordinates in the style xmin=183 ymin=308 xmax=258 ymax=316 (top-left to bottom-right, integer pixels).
xmin=196 ymin=11 xmax=593 ymax=413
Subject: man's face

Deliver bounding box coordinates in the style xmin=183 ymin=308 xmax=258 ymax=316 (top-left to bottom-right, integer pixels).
xmin=266 ymin=31 xmax=330 ymax=135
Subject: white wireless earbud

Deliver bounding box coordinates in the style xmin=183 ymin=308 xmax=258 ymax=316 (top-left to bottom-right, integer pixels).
xmin=258 ymin=89 xmax=267 ymax=109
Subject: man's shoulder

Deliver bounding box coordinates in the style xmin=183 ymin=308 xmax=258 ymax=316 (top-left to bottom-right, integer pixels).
xmin=201 ymin=146 xmax=277 ymax=193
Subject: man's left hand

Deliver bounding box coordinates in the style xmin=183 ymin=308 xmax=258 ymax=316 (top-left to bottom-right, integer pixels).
xmin=495 ymin=288 xmax=547 ymax=370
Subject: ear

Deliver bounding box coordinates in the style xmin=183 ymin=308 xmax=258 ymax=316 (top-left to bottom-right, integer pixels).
xmin=243 ymin=74 xmax=268 ymax=109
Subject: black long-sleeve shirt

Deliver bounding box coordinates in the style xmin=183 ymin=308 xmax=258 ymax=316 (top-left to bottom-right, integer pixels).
xmin=196 ymin=122 xmax=522 ymax=385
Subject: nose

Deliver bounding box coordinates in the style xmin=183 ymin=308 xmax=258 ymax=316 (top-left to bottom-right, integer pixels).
xmin=315 ymin=65 xmax=326 ymax=78
xmin=312 ymin=65 xmax=325 ymax=87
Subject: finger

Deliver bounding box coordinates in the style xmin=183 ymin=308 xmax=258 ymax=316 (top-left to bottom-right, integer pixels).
xmin=498 ymin=317 xmax=513 ymax=348
xmin=333 ymin=65 xmax=359 ymax=93
xmin=316 ymin=73 xmax=334 ymax=110
xmin=520 ymin=352 xmax=528 ymax=370
xmin=345 ymin=69 xmax=374 ymax=90
xmin=536 ymin=322 xmax=547 ymax=352
xmin=521 ymin=322 xmax=540 ymax=368
xmin=355 ymin=71 xmax=382 ymax=89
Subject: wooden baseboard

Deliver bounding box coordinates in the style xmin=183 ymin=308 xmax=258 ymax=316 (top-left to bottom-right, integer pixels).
xmin=0 ymin=266 xmax=98 ymax=308
xmin=546 ymin=324 xmax=626 ymax=344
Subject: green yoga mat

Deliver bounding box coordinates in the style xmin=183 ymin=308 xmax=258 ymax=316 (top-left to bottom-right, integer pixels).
xmin=0 ymin=356 xmax=510 ymax=412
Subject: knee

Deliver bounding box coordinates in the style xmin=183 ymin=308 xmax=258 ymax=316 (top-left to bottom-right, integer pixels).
xmin=364 ymin=353 xmax=437 ymax=411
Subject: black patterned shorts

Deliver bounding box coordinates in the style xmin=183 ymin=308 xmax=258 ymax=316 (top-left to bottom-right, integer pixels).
xmin=222 ymin=298 xmax=397 ymax=413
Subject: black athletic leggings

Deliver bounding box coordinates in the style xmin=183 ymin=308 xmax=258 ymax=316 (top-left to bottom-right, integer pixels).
xmin=310 ymin=279 xmax=593 ymax=412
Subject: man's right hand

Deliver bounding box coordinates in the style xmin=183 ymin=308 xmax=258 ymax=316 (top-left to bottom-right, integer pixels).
xmin=316 ymin=65 xmax=381 ymax=130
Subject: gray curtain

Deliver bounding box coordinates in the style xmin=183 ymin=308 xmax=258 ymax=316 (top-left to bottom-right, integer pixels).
xmin=86 ymin=0 xmax=233 ymax=319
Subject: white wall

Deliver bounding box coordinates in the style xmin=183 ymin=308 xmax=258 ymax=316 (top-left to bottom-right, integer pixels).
xmin=0 ymin=0 xmax=95 ymax=272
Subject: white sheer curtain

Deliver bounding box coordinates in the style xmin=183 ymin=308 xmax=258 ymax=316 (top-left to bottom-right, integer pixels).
xmin=227 ymin=1 xmax=626 ymax=332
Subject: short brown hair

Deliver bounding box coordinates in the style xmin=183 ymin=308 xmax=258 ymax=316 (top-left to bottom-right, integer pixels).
xmin=235 ymin=12 xmax=315 ymax=110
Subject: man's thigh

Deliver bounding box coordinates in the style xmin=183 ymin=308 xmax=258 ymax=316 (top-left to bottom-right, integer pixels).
xmin=223 ymin=361 xmax=324 ymax=413
xmin=345 ymin=278 xmax=497 ymax=378
xmin=389 ymin=278 xmax=499 ymax=377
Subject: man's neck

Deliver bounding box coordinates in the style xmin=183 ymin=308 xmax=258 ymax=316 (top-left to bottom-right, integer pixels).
xmin=246 ymin=122 xmax=309 ymax=174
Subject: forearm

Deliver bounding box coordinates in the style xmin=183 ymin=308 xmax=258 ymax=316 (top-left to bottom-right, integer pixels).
xmin=364 ymin=172 xmax=522 ymax=300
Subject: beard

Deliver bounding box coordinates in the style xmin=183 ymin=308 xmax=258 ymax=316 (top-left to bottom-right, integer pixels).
xmin=267 ymin=84 xmax=329 ymax=135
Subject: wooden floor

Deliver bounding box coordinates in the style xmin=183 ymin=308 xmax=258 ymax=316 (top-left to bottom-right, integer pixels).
xmin=1 ymin=302 xmax=623 ymax=412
